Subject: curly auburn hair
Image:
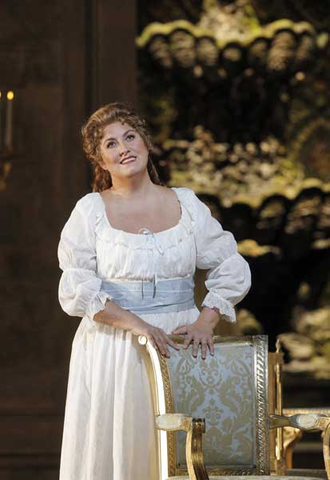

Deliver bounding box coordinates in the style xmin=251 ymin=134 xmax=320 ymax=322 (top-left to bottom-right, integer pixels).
xmin=81 ymin=102 xmax=162 ymax=192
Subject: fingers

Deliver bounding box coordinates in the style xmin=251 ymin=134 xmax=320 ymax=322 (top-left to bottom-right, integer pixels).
xmin=192 ymin=338 xmax=200 ymax=358
xmin=166 ymin=337 xmax=180 ymax=351
xmin=185 ymin=334 xmax=214 ymax=359
xmin=172 ymin=325 xmax=187 ymax=335
xmin=148 ymin=328 xmax=180 ymax=357
xmin=150 ymin=329 xmax=169 ymax=357
xmin=208 ymin=337 xmax=214 ymax=357
xmin=201 ymin=341 xmax=208 ymax=360
xmin=147 ymin=326 xmax=214 ymax=359
xmin=183 ymin=333 xmax=193 ymax=350
xmin=155 ymin=333 xmax=170 ymax=358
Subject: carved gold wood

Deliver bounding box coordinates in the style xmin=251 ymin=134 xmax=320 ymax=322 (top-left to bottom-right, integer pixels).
xmin=268 ymin=343 xmax=285 ymax=475
xmin=281 ymin=408 xmax=330 ymax=478
xmin=268 ymin=342 xmax=330 ymax=478
xmin=155 ymin=414 xmax=209 ymax=480
xmin=270 ymin=412 xmax=330 ymax=480
xmin=140 ymin=335 xmax=330 ymax=480
xmin=140 ymin=335 xmax=269 ymax=479
xmin=282 ymin=426 xmax=303 ymax=470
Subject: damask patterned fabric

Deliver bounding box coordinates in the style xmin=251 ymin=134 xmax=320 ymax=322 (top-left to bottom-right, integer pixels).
xmin=168 ymin=342 xmax=256 ymax=467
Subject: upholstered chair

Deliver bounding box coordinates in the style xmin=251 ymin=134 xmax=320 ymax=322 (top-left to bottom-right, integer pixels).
xmin=269 ymin=342 xmax=330 ymax=479
xmin=139 ymin=335 xmax=330 ymax=480
xmin=281 ymin=407 xmax=330 ymax=479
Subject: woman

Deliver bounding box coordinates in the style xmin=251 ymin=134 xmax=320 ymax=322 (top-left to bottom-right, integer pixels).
xmin=57 ymin=102 xmax=251 ymax=480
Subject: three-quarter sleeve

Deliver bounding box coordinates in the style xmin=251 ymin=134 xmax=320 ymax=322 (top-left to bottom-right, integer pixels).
xmin=188 ymin=189 xmax=251 ymax=323
xmin=57 ymin=195 xmax=111 ymax=323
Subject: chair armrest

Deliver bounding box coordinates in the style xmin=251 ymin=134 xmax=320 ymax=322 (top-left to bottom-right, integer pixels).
xmin=270 ymin=413 xmax=330 ymax=431
xmin=270 ymin=413 xmax=330 ymax=480
xmin=156 ymin=414 xmax=209 ymax=480
xmin=156 ymin=413 xmax=193 ymax=432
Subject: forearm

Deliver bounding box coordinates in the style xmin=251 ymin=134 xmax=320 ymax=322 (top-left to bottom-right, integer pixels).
xmin=94 ymin=299 xmax=179 ymax=357
xmin=93 ymin=300 xmax=147 ymax=335
xmin=196 ymin=306 xmax=220 ymax=330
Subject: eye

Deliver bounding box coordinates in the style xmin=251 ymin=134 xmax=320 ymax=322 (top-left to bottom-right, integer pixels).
xmin=126 ymin=133 xmax=135 ymax=141
xmin=106 ymin=140 xmax=116 ymax=148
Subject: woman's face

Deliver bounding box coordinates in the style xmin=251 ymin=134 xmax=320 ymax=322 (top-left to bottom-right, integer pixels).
xmin=99 ymin=121 xmax=149 ymax=181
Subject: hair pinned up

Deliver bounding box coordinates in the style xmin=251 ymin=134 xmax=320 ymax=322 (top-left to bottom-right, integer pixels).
xmin=81 ymin=102 xmax=162 ymax=191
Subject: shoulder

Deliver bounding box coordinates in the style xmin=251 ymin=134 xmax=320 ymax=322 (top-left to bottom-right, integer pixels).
xmin=75 ymin=192 xmax=101 ymax=210
xmin=59 ymin=194 xmax=102 ymax=246
xmin=74 ymin=192 xmax=103 ymax=217
xmin=171 ymin=186 xmax=206 ymax=213
xmin=171 ymin=186 xmax=195 ymax=196
xmin=61 ymin=193 xmax=104 ymax=233
xmin=170 ymin=187 xmax=213 ymax=231
xmin=171 ymin=186 xmax=198 ymax=204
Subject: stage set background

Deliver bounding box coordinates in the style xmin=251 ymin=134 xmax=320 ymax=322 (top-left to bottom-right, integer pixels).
xmin=0 ymin=0 xmax=329 ymax=478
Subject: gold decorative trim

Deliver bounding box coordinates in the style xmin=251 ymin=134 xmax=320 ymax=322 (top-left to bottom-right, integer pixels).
xmin=137 ymin=18 xmax=315 ymax=49
xmin=254 ymin=335 xmax=270 ymax=475
xmin=145 ymin=336 xmax=271 ymax=477
xmin=283 ymin=427 xmax=303 ymax=469
xmin=281 ymin=403 xmax=330 ymax=471
xmin=159 ymin=353 xmax=177 ymax=476
xmin=270 ymin=411 xmax=330 ymax=480
xmin=283 ymin=408 xmax=330 ymax=416
xmin=269 ymin=345 xmax=285 ymax=475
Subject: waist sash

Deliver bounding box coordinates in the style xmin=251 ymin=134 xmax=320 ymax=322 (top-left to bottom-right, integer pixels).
xmin=101 ymin=276 xmax=195 ymax=315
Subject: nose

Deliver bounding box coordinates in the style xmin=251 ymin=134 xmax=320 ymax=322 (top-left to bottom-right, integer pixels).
xmin=118 ymin=140 xmax=130 ymax=157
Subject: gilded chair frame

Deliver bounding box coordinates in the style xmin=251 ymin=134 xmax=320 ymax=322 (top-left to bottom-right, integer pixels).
xmin=268 ymin=344 xmax=330 ymax=478
xmin=282 ymin=407 xmax=330 ymax=471
xmin=144 ymin=335 xmax=270 ymax=479
xmin=268 ymin=347 xmax=285 ymax=474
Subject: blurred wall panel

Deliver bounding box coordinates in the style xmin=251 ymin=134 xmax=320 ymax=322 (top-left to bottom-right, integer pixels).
xmin=0 ymin=0 xmax=136 ymax=478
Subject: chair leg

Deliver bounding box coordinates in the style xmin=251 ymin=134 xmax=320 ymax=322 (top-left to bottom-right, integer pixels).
xmin=186 ymin=419 xmax=209 ymax=480
xmin=283 ymin=427 xmax=303 ymax=469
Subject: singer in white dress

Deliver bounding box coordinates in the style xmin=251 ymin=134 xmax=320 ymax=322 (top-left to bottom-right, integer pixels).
xmin=57 ymin=103 xmax=251 ymax=480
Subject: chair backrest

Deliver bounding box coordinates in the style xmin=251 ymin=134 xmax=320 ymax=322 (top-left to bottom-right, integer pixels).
xmin=145 ymin=335 xmax=270 ymax=479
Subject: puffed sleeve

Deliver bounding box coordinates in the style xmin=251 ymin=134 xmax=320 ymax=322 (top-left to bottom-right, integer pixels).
xmin=57 ymin=194 xmax=112 ymax=323
xmin=187 ymin=189 xmax=251 ymax=323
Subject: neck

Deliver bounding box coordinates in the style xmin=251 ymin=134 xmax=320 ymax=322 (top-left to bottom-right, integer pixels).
xmin=110 ymin=172 xmax=156 ymax=199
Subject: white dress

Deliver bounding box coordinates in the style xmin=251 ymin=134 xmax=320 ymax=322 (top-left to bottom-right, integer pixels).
xmin=57 ymin=186 xmax=251 ymax=480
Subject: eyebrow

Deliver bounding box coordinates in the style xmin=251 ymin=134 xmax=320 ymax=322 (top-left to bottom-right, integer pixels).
xmin=103 ymin=129 xmax=135 ymax=145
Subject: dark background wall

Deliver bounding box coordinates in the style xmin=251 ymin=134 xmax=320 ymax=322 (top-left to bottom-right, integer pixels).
xmin=0 ymin=1 xmax=136 ymax=478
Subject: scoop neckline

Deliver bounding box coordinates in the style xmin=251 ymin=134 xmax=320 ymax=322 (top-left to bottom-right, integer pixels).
xmin=96 ymin=187 xmax=184 ymax=237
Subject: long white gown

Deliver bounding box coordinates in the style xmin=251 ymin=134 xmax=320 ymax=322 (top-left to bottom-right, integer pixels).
xmin=57 ymin=186 xmax=251 ymax=480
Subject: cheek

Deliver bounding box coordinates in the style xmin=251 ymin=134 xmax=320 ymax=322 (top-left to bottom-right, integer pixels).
xmin=102 ymin=150 xmax=117 ymax=164
xmin=136 ymin=139 xmax=149 ymax=156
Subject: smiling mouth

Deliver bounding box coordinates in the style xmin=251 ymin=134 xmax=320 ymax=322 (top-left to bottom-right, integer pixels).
xmin=120 ymin=156 xmax=136 ymax=165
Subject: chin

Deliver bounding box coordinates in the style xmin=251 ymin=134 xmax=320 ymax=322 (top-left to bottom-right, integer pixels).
xmin=126 ymin=162 xmax=148 ymax=174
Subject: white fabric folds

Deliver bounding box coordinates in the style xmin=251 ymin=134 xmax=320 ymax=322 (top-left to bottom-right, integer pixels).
xmin=57 ymin=187 xmax=251 ymax=480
